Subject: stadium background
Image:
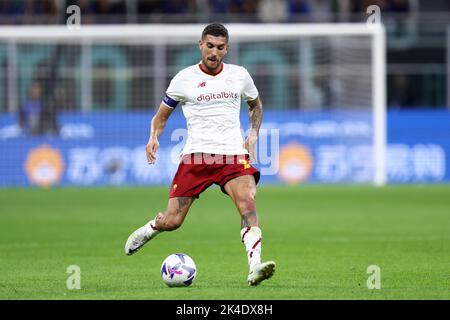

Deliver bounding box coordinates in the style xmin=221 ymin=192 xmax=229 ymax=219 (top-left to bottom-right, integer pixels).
xmin=0 ymin=0 xmax=449 ymax=300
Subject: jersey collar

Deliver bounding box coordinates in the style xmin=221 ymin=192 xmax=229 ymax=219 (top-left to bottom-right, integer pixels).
xmin=198 ymin=62 xmax=224 ymax=77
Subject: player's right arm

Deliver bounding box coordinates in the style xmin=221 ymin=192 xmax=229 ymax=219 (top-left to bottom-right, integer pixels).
xmin=148 ymin=69 xmax=185 ymax=164
xmin=146 ymin=103 xmax=175 ymax=164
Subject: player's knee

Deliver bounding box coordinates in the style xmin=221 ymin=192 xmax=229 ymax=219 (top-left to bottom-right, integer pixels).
xmin=237 ymin=190 xmax=256 ymax=213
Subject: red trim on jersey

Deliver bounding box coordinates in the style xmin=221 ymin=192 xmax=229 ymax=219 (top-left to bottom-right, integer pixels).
xmin=199 ymin=62 xmax=224 ymax=76
xmin=241 ymin=227 xmax=251 ymax=242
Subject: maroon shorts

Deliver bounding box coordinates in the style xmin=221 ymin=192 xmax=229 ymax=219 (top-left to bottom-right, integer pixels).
xmin=169 ymin=153 xmax=260 ymax=199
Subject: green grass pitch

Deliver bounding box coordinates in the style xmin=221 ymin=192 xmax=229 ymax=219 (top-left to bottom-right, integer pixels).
xmin=0 ymin=185 xmax=449 ymax=300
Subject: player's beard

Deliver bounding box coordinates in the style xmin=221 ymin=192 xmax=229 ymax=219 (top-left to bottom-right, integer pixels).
xmin=203 ymin=56 xmax=222 ymax=74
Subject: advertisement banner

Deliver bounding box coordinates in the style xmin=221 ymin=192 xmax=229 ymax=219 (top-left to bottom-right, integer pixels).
xmin=0 ymin=110 xmax=448 ymax=187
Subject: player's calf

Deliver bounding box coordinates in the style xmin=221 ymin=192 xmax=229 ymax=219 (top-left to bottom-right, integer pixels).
xmin=154 ymin=211 xmax=183 ymax=231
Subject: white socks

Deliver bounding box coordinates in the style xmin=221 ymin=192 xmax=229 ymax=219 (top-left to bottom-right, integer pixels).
xmin=145 ymin=219 xmax=160 ymax=238
xmin=240 ymin=227 xmax=262 ymax=269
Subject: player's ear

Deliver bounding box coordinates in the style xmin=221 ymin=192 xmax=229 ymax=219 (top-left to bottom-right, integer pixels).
xmin=198 ymin=39 xmax=203 ymax=50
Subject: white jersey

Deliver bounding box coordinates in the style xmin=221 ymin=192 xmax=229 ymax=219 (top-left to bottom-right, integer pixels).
xmin=163 ymin=63 xmax=259 ymax=156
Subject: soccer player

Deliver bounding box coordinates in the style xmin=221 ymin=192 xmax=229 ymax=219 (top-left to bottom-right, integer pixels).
xmin=124 ymin=23 xmax=275 ymax=286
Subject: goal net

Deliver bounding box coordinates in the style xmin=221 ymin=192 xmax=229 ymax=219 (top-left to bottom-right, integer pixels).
xmin=0 ymin=24 xmax=386 ymax=187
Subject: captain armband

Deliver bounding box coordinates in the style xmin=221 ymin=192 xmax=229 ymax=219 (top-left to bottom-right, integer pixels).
xmin=162 ymin=95 xmax=179 ymax=109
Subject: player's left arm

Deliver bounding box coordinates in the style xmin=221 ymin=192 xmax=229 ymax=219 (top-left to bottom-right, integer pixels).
xmin=245 ymin=96 xmax=263 ymax=163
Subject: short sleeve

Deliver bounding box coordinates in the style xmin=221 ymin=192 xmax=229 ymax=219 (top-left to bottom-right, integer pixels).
xmin=163 ymin=72 xmax=186 ymax=108
xmin=241 ymin=68 xmax=259 ymax=102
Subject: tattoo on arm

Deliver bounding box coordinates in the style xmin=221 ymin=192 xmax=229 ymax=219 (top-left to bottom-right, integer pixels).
xmin=241 ymin=211 xmax=258 ymax=228
xmin=248 ymin=98 xmax=263 ymax=136
xmin=176 ymin=197 xmax=193 ymax=215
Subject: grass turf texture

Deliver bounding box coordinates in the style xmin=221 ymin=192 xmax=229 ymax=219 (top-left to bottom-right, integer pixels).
xmin=0 ymin=185 xmax=449 ymax=300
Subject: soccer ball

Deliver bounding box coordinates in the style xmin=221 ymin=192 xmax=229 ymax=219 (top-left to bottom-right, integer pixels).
xmin=161 ymin=253 xmax=197 ymax=287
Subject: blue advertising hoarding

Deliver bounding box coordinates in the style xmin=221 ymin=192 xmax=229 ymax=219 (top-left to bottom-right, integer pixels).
xmin=0 ymin=110 xmax=448 ymax=187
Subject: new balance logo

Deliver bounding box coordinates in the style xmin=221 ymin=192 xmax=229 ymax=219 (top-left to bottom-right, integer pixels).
xmin=197 ymin=82 xmax=206 ymax=88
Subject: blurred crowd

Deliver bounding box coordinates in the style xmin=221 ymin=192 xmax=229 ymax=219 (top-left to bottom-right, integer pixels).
xmin=3 ymin=0 xmax=449 ymax=113
xmin=0 ymin=0 xmax=416 ymax=24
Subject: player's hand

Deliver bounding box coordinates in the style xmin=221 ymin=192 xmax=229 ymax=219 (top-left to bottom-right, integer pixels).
xmin=244 ymin=134 xmax=258 ymax=164
xmin=146 ymin=136 xmax=159 ymax=164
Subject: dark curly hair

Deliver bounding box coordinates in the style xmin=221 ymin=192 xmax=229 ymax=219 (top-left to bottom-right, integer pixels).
xmin=202 ymin=23 xmax=229 ymax=42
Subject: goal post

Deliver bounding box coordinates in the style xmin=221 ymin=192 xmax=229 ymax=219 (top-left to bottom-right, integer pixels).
xmin=0 ymin=23 xmax=386 ymax=186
